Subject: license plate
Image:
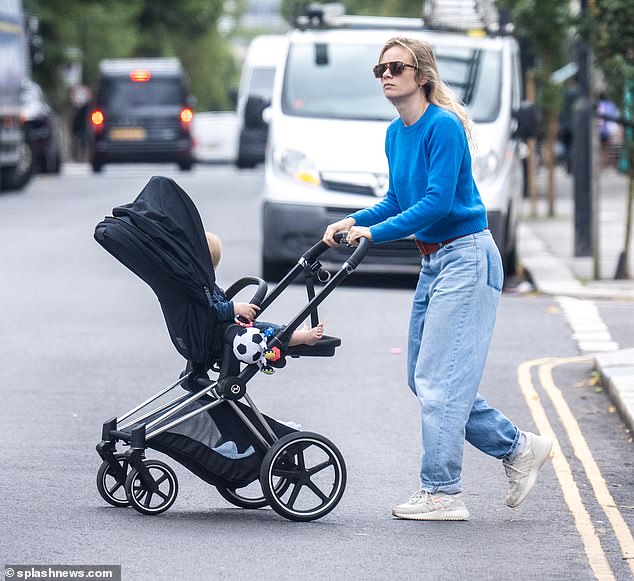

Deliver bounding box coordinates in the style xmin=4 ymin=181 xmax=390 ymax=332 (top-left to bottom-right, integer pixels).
xmin=110 ymin=127 xmax=146 ymax=141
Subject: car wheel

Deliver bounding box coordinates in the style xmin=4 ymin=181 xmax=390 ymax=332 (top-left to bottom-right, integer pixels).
xmin=0 ymin=141 xmax=32 ymax=191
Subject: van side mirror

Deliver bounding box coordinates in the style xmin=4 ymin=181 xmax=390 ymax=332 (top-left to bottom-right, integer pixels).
xmin=228 ymin=88 xmax=238 ymax=109
xmin=244 ymin=96 xmax=269 ymax=129
xmin=512 ymin=101 xmax=537 ymax=140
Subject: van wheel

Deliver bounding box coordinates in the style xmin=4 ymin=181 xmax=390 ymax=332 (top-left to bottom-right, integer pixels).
xmin=179 ymin=161 xmax=193 ymax=171
xmin=504 ymin=243 xmax=517 ymax=278
xmin=236 ymin=157 xmax=256 ymax=169
xmin=92 ymin=160 xmax=103 ymax=173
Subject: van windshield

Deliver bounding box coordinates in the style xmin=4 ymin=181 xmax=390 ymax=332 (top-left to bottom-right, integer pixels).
xmin=282 ymin=42 xmax=501 ymax=122
xmin=99 ymin=77 xmax=186 ymax=109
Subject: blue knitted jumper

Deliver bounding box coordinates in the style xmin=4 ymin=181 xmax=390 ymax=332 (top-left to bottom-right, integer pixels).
xmin=349 ymin=104 xmax=487 ymax=244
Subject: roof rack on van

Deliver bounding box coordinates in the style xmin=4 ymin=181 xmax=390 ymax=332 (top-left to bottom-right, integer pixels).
xmin=423 ymin=0 xmax=512 ymax=36
xmin=292 ymin=3 xmax=423 ymax=31
xmin=99 ymin=57 xmax=184 ymax=76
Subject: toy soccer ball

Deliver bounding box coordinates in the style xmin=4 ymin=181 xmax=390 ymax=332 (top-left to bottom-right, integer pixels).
xmin=233 ymin=327 xmax=267 ymax=365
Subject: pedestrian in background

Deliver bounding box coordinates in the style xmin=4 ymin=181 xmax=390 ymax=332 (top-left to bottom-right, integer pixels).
xmin=323 ymin=36 xmax=553 ymax=521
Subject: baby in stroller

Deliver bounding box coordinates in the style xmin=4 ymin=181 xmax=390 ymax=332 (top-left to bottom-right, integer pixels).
xmin=204 ymin=231 xmax=324 ymax=347
xmin=93 ymin=176 xmax=370 ymax=521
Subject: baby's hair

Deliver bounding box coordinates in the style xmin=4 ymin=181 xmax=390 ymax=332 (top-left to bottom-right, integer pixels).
xmin=205 ymin=231 xmax=222 ymax=268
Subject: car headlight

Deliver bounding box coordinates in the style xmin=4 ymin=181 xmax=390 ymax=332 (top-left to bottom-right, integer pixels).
xmin=274 ymin=149 xmax=321 ymax=186
xmin=474 ymin=150 xmax=499 ymax=182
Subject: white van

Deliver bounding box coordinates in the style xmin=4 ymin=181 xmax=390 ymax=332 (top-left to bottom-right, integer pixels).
xmin=258 ymin=7 xmax=535 ymax=280
xmin=235 ymin=35 xmax=287 ymax=168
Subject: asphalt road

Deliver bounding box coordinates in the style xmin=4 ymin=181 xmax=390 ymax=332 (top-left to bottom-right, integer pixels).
xmin=1 ymin=164 xmax=632 ymax=581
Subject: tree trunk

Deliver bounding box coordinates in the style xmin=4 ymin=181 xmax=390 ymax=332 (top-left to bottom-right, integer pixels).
xmin=614 ymin=169 xmax=633 ymax=279
xmin=526 ymin=70 xmax=538 ymax=217
xmin=543 ymin=113 xmax=559 ymax=217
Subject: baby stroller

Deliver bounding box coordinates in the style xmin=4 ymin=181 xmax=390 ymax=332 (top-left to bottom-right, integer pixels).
xmin=94 ymin=176 xmax=369 ymax=521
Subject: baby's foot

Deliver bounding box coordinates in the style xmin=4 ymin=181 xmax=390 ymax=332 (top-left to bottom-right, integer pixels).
xmin=290 ymin=322 xmax=324 ymax=346
xmin=304 ymin=322 xmax=324 ymax=346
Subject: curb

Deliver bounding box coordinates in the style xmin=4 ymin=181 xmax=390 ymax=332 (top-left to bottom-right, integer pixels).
xmin=594 ymin=350 xmax=634 ymax=436
xmin=519 ymin=221 xmax=634 ymax=435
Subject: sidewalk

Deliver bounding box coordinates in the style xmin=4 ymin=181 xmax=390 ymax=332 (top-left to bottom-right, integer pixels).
xmin=517 ymin=165 xmax=634 ymax=434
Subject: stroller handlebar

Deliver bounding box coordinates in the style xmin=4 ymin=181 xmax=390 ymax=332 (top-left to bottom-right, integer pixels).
xmin=224 ymin=276 xmax=268 ymax=307
xmin=303 ymin=232 xmax=372 ymax=269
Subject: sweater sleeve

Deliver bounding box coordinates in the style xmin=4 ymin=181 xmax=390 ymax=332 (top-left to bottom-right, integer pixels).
xmin=369 ymin=115 xmax=465 ymax=244
xmin=209 ymin=285 xmax=234 ymax=324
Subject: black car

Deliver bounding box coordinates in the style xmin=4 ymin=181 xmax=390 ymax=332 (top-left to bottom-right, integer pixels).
xmin=21 ymin=80 xmax=63 ymax=174
xmin=89 ymin=58 xmax=195 ymax=173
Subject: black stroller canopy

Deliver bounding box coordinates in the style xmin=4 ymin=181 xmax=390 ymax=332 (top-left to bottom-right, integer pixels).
xmin=95 ymin=176 xmax=218 ymax=362
xmin=112 ymin=176 xmax=215 ymax=299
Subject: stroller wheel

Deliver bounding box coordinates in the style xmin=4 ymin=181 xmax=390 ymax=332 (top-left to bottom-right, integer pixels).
xmin=216 ymin=477 xmax=292 ymax=510
xmin=260 ymin=432 xmax=346 ymax=522
xmin=216 ymin=483 xmax=268 ymax=509
xmin=96 ymin=455 xmax=130 ymax=508
xmin=125 ymin=459 xmax=178 ymax=515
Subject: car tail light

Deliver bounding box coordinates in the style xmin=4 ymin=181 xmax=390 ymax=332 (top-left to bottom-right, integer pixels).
xmin=180 ymin=108 xmax=193 ymax=132
xmin=91 ymin=110 xmax=105 ymax=132
xmin=130 ymin=69 xmax=151 ymax=82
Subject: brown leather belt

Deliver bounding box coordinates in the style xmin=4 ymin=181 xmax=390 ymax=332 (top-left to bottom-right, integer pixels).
xmin=415 ymin=235 xmax=464 ymax=256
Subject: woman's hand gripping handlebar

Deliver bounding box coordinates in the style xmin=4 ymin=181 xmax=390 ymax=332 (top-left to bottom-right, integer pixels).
xmin=303 ymin=230 xmax=372 ymax=271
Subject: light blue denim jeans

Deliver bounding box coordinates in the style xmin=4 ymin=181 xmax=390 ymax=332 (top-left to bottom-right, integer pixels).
xmin=407 ymin=229 xmax=520 ymax=494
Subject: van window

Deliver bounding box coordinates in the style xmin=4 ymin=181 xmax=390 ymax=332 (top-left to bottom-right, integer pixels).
xmin=248 ymin=67 xmax=276 ymax=100
xmin=98 ymin=78 xmax=186 ymax=109
xmin=282 ymin=41 xmax=501 ymax=123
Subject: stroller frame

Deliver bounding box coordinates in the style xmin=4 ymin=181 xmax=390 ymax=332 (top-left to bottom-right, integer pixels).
xmin=96 ymin=232 xmax=370 ymax=521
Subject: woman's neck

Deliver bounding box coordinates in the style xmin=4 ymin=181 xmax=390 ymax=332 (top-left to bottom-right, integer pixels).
xmin=394 ymin=96 xmax=430 ymax=127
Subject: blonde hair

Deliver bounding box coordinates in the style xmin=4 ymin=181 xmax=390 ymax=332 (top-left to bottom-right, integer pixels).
xmin=381 ymin=37 xmax=475 ymax=149
xmin=205 ymin=231 xmax=222 ymax=268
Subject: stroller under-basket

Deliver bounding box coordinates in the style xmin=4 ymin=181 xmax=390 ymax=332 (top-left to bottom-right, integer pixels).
xmin=94 ymin=176 xmax=370 ymax=521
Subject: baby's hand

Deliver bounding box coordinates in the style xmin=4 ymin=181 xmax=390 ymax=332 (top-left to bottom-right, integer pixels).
xmin=234 ymin=302 xmax=260 ymax=322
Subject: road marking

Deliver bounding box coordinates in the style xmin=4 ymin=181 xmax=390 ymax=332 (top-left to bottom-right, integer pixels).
xmin=556 ymin=297 xmax=619 ymax=352
xmin=538 ymin=357 xmax=634 ymax=578
xmin=518 ymin=357 xmax=615 ymax=580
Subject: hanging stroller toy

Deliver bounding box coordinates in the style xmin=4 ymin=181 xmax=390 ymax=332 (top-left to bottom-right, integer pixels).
xmin=94 ymin=176 xmax=370 ymax=521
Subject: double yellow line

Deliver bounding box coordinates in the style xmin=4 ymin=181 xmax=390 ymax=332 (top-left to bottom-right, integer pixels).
xmin=518 ymin=357 xmax=634 ymax=580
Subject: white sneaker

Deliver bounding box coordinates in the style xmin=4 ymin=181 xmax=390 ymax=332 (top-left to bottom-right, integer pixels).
xmin=392 ymin=490 xmax=469 ymax=521
xmin=504 ymin=432 xmax=553 ymax=508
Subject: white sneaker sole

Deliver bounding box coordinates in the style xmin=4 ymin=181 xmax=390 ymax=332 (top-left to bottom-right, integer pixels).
xmin=392 ymin=507 xmax=470 ymax=521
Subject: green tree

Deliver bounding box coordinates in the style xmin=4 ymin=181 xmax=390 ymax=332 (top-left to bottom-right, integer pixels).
xmin=24 ymin=0 xmax=237 ymax=111
xmin=588 ymin=0 xmax=634 ymax=277
xmin=498 ymin=0 xmax=572 ymax=217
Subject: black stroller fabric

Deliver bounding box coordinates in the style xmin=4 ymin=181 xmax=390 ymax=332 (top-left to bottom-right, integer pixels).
xmin=94 ymin=176 xmax=217 ymax=363
xmin=145 ymin=399 xmax=296 ymax=488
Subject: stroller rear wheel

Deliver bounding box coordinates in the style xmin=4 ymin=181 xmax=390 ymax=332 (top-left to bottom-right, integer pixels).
xmin=260 ymin=432 xmax=346 ymax=522
xmin=125 ymin=459 xmax=179 ymax=515
xmin=216 ymin=477 xmax=292 ymax=510
xmin=216 ymin=483 xmax=269 ymax=509
xmin=96 ymin=455 xmax=130 ymax=508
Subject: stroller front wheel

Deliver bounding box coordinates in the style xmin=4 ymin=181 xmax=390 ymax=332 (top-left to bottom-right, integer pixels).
xmin=125 ymin=459 xmax=179 ymax=515
xmin=260 ymin=432 xmax=347 ymax=522
xmin=96 ymin=455 xmax=130 ymax=508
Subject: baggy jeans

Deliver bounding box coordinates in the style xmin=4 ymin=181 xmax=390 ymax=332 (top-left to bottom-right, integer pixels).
xmin=407 ymin=230 xmax=520 ymax=494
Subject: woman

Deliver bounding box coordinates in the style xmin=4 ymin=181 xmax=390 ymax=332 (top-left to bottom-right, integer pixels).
xmin=323 ymin=37 xmax=552 ymax=521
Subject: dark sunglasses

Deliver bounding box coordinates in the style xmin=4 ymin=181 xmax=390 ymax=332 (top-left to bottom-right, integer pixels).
xmin=372 ymin=61 xmax=418 ymax=78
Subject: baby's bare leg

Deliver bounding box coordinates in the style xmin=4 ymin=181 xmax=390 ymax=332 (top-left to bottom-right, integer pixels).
xmin=289 ymin=322 xmax=324 ymax=346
